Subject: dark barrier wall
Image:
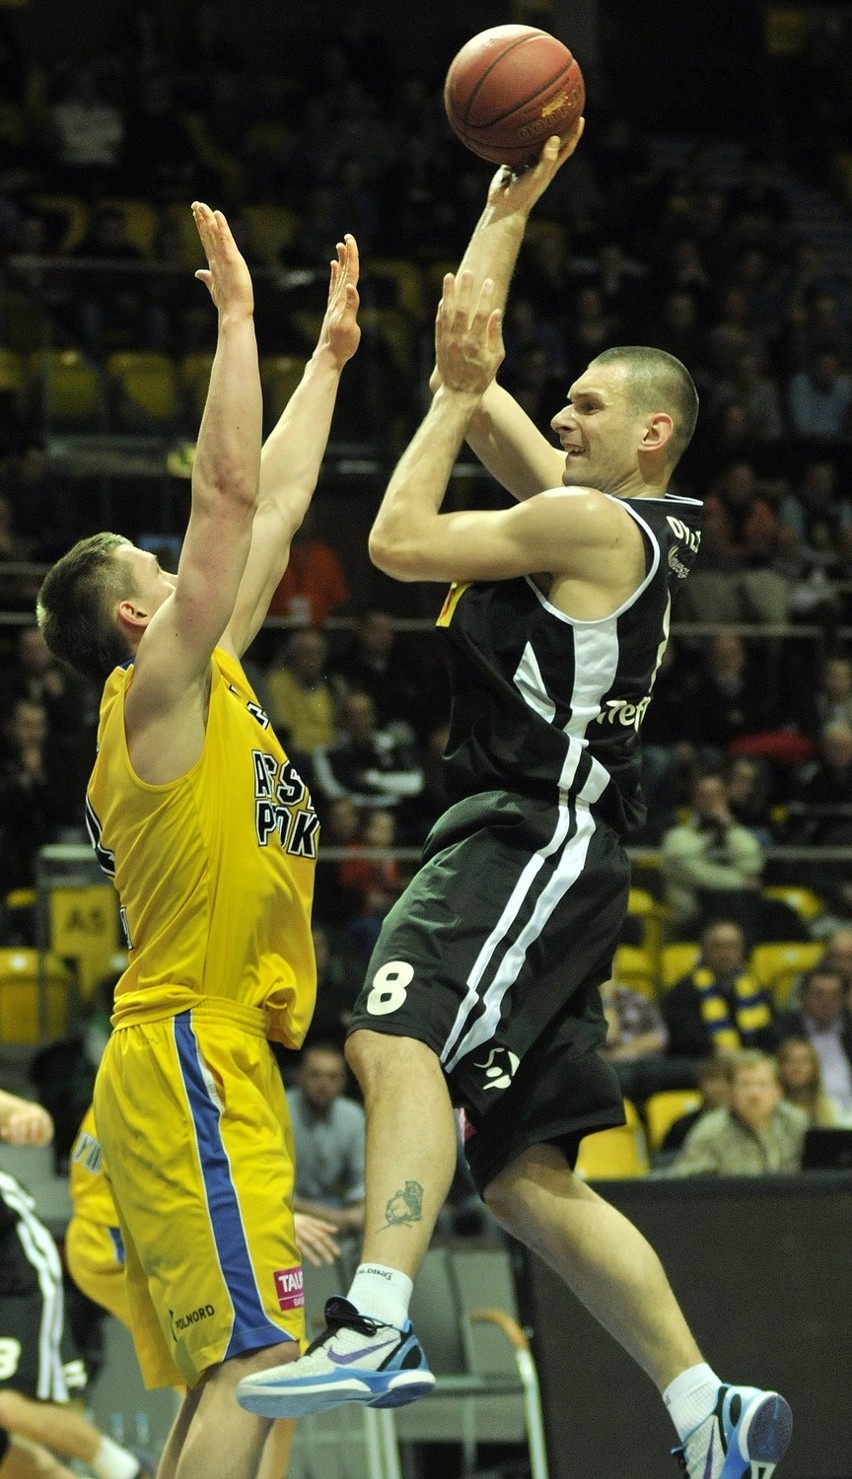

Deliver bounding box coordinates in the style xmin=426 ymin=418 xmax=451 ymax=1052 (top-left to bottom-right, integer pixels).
xmin=524 ymin=1173 xmax=852 ymax=1479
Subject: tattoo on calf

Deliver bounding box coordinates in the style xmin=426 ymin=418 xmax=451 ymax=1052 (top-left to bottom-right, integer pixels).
xmin=378 ymin=1179 xmax=423 ymax=1231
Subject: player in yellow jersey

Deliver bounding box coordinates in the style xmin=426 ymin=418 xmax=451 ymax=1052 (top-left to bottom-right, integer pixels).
xmin=35 ymin=200 xmax=361 ymax=1479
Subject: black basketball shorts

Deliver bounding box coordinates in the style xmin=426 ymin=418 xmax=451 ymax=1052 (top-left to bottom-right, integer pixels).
xmin=347 ymin=792 xmax=630 ymax=1190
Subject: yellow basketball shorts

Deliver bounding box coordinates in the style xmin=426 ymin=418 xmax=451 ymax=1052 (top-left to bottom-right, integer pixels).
xmin=65 ymin=1214 xmax=130 ymax=1327
xmin=93 ymin=998 xmax=304 ymax=1389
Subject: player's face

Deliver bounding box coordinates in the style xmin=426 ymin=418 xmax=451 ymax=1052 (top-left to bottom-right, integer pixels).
xmin=551 ymin=363 xmax=646 ymax=496
xmin=118 ymin=544 xmax=177 ymax=619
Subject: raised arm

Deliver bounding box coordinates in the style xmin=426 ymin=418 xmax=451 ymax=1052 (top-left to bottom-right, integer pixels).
xmin=223 ymin=236 xmax=361 ymax=658
xmin=439 ymin=127 xmax=583 ymax=500
xmin=124 ymin=202 xmax=262 ymax=771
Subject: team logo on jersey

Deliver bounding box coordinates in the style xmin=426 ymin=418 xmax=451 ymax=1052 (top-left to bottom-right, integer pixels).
xmin=595 ymin=695 xmax=652 ymax=731
xmin=273 ymin=1266 xmax=305 ymax=1311
xmin=252 ymin=750 xmax=320 ymax=858
xmin=169 ymin=1303 xmax=215 ymax=1339
xmin=475 ymin=1047 xmax=520 ymax=1091
xmin=665 ymin=515 xmax=701 ymax=580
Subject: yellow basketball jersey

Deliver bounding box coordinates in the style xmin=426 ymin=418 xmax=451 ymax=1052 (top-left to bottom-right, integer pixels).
xmin=86 ymin=648 xmax=317 ymax=1046
xmin=69 ymin=1103 xmax=117 ymax=1227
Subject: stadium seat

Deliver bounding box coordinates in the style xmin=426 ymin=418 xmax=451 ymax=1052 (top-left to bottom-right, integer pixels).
xmin=763 ymin=885 xmax=825 ymax=924
xmin=0 ymin=948 xmax=73 ymax=1043
xmin=574 ymin=1099 xmax=650 ymax=1179
xmin=27 ymin=348 xmax=106 ymax=430
xmin=107 ymin=351 xmax=178 ymax=430
xmin=367 ymin=257 xmax=425 ymax=318
xmin=644 ymin=1090 xmax=702 ymax=1154
xmin=612 ymin=944 xmax=657 ymax=999
xmin=241 ymin=204 xmax=297 ymax=267
xmin=659 ymin=942 xmax=701 ymax=990
xmin=750 ymin=941 xmax=823 ymax=1009
xmin=627 ymin=885 xmax=668 ymax=964
xmin=98 ymin=197 xmax=161 ymax=255
xmin=260 ymin=354 xmax=306 ymax=425
xmin=27 ymin=192 xmax=89 ymax=251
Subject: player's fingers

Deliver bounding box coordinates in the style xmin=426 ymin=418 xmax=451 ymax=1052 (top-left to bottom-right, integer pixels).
xmin=454 ymin=269 xmax=476 ymax=323
xmin=472 ymin=277 xmax=495 ymax=329
xmin=559 ymin=116 xmax=585 ymax=158
xmin=344 ymin=233 xmax=360 ymax=281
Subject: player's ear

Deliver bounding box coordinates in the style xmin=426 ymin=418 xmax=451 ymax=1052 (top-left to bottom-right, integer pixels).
xmin=116 ymin=598 xmax=150 ymax=633
xmin=642 ymin=413 xmax=674 ymax=450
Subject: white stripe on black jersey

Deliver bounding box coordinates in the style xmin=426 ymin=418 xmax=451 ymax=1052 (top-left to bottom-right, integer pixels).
xmin=439 ymin=494 xmax=702 ymax=836
xmin=0 ymin=1170 xmax=67 ymax=1401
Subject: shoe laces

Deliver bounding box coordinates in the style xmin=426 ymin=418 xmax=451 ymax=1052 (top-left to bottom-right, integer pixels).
xmin=305 ymin=1296 xmax=388 ymax=1355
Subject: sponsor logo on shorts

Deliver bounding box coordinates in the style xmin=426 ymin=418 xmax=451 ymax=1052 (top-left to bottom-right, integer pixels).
xmin=274 ymin=1265 xmax=305 ymax=1311
xmin=169 ymin=1304 xmax=215 ymax=1339
xmin=475 ymin=1047 xmax=520 ymax=1092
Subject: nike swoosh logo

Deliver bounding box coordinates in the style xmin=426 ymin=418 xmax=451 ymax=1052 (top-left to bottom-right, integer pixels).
xmin=703 ymin=1429 xmax=715 ymax=1479
xmin=328 ymin=1339 xmax=399 ymax=1366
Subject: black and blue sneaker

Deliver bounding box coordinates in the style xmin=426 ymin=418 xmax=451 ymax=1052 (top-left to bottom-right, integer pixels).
xmin=237 ymin=1297 xmax=435 ymax=1418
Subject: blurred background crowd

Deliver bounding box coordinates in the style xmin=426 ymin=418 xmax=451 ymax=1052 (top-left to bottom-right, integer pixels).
xmin=0 ymin=0 xmax=852 ymax=1184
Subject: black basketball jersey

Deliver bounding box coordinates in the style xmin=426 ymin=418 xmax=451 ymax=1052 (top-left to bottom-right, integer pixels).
xmin=436 ymin=494 xmax=702 ymax=836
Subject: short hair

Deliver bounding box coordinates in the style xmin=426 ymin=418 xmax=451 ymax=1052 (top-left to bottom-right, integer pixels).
xmin=36 ymin=532 xmax=135 ymax=685
xmin=729 ymin=1048 xmax=777 ymax=1082
xmin=590 ymin=345 xmax=700 ymax=464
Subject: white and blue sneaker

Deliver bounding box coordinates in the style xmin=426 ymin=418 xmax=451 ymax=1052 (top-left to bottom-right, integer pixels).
xmin=236 ymin=1297 xmax=436 ymax=1418
xmin=674 ymin=1385 xmax=793 ymax=1478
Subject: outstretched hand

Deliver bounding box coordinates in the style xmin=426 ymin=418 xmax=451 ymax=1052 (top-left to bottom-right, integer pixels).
xmin=318 ymin=234 xmax=361 ymax=369
xmin=293 ymin=1210 xmax=341 ymax=1267
xmin=485 ymin=119 xmax=585 ymax=219
xmin=192 ymin=201 xmax=255 ymax=318
xmin=435 ymin=270 xmax=504 ymax=397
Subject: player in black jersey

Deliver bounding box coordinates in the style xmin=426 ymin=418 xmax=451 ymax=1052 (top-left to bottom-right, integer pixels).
xmin=237 ymin=133 xmax=793 ymax=1479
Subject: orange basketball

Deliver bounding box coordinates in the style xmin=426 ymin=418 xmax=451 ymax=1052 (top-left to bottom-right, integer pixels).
xmin=444 ymin=24 xmax=585 ymax=168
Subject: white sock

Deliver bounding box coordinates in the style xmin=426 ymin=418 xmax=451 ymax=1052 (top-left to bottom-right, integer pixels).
xmin=347 ymin=1263 xmax=413 ymax=1328
xmin=663 ymin=1363 xmax=721 ymax=1442
xmin=91 ymin=1436 xmax=141 ymax=1479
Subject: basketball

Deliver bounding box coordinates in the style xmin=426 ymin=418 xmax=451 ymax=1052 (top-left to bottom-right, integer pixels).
xmin=444 ymin=25 xmax=585 ymax=168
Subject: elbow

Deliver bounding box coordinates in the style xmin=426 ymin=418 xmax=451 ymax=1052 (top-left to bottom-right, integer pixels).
xmin=368 ymin=529 xmax=421 ymax=581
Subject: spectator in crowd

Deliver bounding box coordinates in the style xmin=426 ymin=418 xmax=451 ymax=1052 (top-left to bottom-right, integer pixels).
xmin=685 ymin=461 xmax=787 ymax=625
xmin=722 ymin=754 xmax=775 ymax=845
xmin=663 ymin=919 xmax=780 ymax=1063
xmin=776 ymin=1035 xmax=850 ymax=1126
xmin=806 ymin=651 xmax=852 ymax=735
xmin=657 ymin=1056 xmax=734 ymax=1158
xmin=688 ymin=629 xmax=779 ymax=754
xmin=73 ymin=205 xmax=167 ymax=358
xmin=707 ymin=347 xmax=783 ymax=444
xmin=777 ymin=458 xmax=852 ymax=578
xmin=338 ymin=806 xmax=405 ymax=955
xmin=660 ymin=772 xmax=764 ymax=938
xmin=785 ymin=723 xmax=852 ymax=919
xmin=288 ymin=1043 xmax=366 ymax=1239
xmin=702 ymin=286 xmax=762 ymax=380
xmin=669 ymin=1050 xmax=807 ymax=1176
xmin=45 ymin=66 xmax=125 ymax=196
xmin=0 ymin=696 xmax=77 ymax=907
xmin=0 ymin=436 xmax=79 ymax=561
xmin=301 ymin=922 xmax=364 ymax=1052
xmin=120 ymin=70 xmax=211 ymax=202
xmin=786 ymin=349 xmax=852 ymax=444
xmin=821 ymin=926 xmax=852 ymax=997
xmin=264 ymin=626 xmax=345 ymax=756
xmin=781 ymin=286 xmax=852 ymax=375
xmin=643 ymin=290 xmax=706 ymax=383
xmin=598 ymin=975 xmax=679 ymax=1106
xmin=776 ymin=966 xmax=852 ymax=1118
xmin=501 ymin=294 xmax=567 ymax=384
xmin=0 ymin=623 xmax=97 ymax=771
xmin=311 ymin=794 xmax=367 ymax=930
xmin=266 ymin=508 xmax=351 ymax=628
xmin=312 ymin=689 xmax=423 ymax=819
xmin=330 ymin=607 xmax=416 ymax=734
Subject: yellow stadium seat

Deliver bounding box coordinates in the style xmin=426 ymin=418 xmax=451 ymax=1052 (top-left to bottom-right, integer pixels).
xmin=27 ymin=192 xmax=89 ymax=251
xmin=750 ymin=941 xmax=823 ymax=1009
xmin=763 ymin=885 xmax=825 ymax=923
xmin=98 ymin=196 xmax=161 ymax=255
xmin=368 ymin=257 xmax=425 ymax=318
xmin=27 ymin=348 xmax=105 ymax=429
xmin=107 ymin=350 xmax=178 ymax=429
xmin=574 ymin=1100 xmax=650 ymax=1180
xmin=0 ymin=948 xmax=73 ymax=1044
xmin=49 ymin=883 xmax=120 ymax=1003
xmin=179 ymin=351 xmax=215 ymax=422
xmin=260 ymin=354 xmax=306 ymax=424
xmin=627 ymin=886 xmax=669 ymax=964
xmin=644 ymin=1090 xmax=703 ymax=1155
xmin=612 ymin=945 xmax=657 ymax=1000
xmin=241 ymin=204 xmax=298 ymax=267
xmin=660 ymin=942 xmax=701 ymax=990
xmin=0 ymin=349 xmax=25 ymax=411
